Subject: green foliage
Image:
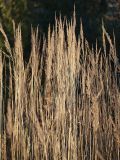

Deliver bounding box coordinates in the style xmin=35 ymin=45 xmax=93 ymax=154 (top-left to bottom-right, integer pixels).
xmin=0 ymin=0 xmax=27 ymax=21
xmin=0 ymin=0 xmax=27 ymax=48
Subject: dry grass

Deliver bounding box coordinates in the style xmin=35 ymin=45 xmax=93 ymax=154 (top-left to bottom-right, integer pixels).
xmin=0 ymin=15 xmax=120 ymax=160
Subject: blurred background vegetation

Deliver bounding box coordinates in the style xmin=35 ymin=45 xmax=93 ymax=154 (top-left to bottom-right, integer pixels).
xmin=0 ymin=0 xmax=120 ymax=60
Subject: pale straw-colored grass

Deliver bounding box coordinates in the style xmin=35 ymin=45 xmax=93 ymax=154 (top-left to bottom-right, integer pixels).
xmin=0 ymin=14 xmax=120 ymax=160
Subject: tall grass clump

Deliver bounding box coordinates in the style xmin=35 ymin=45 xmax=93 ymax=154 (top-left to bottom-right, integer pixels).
xmin=0 ymin=14 xmax=120 ymax=160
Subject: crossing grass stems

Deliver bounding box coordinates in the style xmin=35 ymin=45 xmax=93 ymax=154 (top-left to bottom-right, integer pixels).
xmin=0 ymin=15 xmax=120 ymax=160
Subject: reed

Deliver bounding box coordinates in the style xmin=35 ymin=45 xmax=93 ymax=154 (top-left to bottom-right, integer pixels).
xmin=0 ymin=15 xmax=120 ymax=160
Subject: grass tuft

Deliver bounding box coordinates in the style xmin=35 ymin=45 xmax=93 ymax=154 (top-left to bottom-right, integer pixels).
xmin=0 ymin=16 xmax=120 ymax=160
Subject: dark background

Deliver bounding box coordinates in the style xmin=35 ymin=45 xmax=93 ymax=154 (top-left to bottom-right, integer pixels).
xmin=0 ymin=0 xmax=120 ymax=60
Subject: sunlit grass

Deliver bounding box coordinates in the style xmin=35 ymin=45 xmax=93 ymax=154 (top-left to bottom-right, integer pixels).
xmin=0 ymin=15 xmax=120 ymax=160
